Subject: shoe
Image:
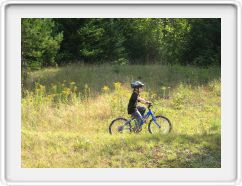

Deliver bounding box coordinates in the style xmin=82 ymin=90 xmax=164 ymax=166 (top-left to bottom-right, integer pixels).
xmin=133 ymin=124 xmax=142 ymax=133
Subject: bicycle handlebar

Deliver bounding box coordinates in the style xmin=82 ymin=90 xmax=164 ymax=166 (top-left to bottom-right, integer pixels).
xmin=147 ymin=103 xmax=153 ymax=109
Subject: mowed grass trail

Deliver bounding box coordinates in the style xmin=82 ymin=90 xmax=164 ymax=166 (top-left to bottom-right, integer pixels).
xmin=22 ymin=64 xmax=221 ymax=168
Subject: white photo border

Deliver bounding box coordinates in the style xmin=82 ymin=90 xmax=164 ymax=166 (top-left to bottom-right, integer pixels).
xmin=0 ymin=0 xmax=242 ymax=185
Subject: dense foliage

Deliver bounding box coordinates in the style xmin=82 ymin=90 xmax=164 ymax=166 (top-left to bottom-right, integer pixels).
xmin=21 ymin=18 xmax=220 ymax=68
xmin=21 ymin=19 xmax=63 ymax=69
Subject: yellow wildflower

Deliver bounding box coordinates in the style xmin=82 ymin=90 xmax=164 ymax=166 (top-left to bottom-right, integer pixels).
xmin=102 ymin=85 xmax=110 ymax=93
xmin=114 ymin=82 xmax=121 ymax=90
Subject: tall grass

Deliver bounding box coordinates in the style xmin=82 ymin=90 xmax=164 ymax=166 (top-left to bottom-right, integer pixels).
xmin=24 ymin=64 xmax=220 ymax=96
xmin=22 ymin=64 xmax=221 ymax=168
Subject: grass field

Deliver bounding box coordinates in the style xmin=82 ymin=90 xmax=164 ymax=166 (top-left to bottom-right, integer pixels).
xmin=21 ymin=64 xmax=221 ymax=168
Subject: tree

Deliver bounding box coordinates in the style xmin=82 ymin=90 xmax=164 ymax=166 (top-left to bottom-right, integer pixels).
xmin=21 ymin=18 xmax=63 ymax=90
xmin=22 ymin=18 xmax=221 ymax=68
xmin=54 ymin=18 xmax=86 ymax=63
xmin=181 ymin=19 xmax=221 ymax=66
xmin=21 ymin=18 xmax=63 ymax=69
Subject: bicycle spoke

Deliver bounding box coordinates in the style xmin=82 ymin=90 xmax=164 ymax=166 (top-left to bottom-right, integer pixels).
xmin=149 ymin=116 xmax=172 ymax=134
xmin=109 ymin=118 xmax=131 ymax=135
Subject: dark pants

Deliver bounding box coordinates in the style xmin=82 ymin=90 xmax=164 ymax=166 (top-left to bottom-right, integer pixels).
xmin=132 ymin=106 xmax=146 ymax=126
xmin=137 ymin=106 xmax=146 ymax=116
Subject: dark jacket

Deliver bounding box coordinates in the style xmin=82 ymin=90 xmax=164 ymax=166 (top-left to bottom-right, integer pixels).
xmin=127 ymin=91 xmax=139 ymax=114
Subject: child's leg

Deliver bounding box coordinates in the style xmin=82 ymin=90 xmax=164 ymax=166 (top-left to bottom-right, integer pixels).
xmin=137 ymin=106 xmax=146 ymax=116
xmin=132 ymin=109 xmax=143 ymax=126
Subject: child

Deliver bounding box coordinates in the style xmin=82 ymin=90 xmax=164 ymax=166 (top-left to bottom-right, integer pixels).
xmin=128 ymin=81 xmax=151 ymax=129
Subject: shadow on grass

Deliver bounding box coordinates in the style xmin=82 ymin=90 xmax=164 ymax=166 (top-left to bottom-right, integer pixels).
xmin=21 ymin=130 xmax=221 ymax=168
xmin=96 ymin=133 xmax=221 ymax=168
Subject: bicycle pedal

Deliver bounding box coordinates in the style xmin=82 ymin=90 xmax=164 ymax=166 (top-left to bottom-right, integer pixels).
xmin=133 ymin=125 xmax=142 ymax=133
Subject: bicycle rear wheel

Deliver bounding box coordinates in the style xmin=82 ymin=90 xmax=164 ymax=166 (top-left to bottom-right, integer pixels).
xmin=109 ymin=117 xmax=132 ymax=135
xmin=148 ymin=115 xmax=172 ymax=134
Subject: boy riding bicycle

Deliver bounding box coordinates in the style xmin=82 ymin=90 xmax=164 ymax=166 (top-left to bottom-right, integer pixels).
xmin=128 ymin=81 xmax=152 ymax=130
xmin=109 ymin=80 xmax=172 ymax=134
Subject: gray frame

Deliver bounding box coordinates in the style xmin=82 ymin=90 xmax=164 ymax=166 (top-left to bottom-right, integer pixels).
xmin=0 ymin=1 xmax=241 ymax=185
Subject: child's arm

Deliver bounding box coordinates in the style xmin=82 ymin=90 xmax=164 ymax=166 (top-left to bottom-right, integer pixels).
xmin=137 ymin=97 xmax=151 ymax=104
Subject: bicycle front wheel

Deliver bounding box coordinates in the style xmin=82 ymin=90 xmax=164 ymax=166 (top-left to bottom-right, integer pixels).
xmin=148 ymin=115 xmax=172 ymax=134
xmin=109 ymin=117 xmax=131 ymax=135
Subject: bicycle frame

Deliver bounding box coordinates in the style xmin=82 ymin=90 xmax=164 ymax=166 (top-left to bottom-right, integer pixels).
xmin=140 ymin=109 xmax=161 ymax=128
xmin=124 ymin=107 xmax=161 ymax=129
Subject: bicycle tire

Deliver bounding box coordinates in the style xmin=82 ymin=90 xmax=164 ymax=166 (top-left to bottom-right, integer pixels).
xmin=148 ymin=115 xmax=172 ymax=134
xmin=109 ymin=117 xmax=131 ymax=135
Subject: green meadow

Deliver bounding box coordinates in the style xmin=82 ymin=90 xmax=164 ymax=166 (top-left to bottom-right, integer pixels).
xmin=21 ymin=64 xmax=221 ymax=168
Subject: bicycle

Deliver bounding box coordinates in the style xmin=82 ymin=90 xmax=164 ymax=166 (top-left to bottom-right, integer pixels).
xmin=109 ymin=103 xmax=172 ymax=135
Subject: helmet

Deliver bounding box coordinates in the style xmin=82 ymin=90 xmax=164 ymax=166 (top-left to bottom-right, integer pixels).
xmin=131 ymin=81 xmax=144 ymax=89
